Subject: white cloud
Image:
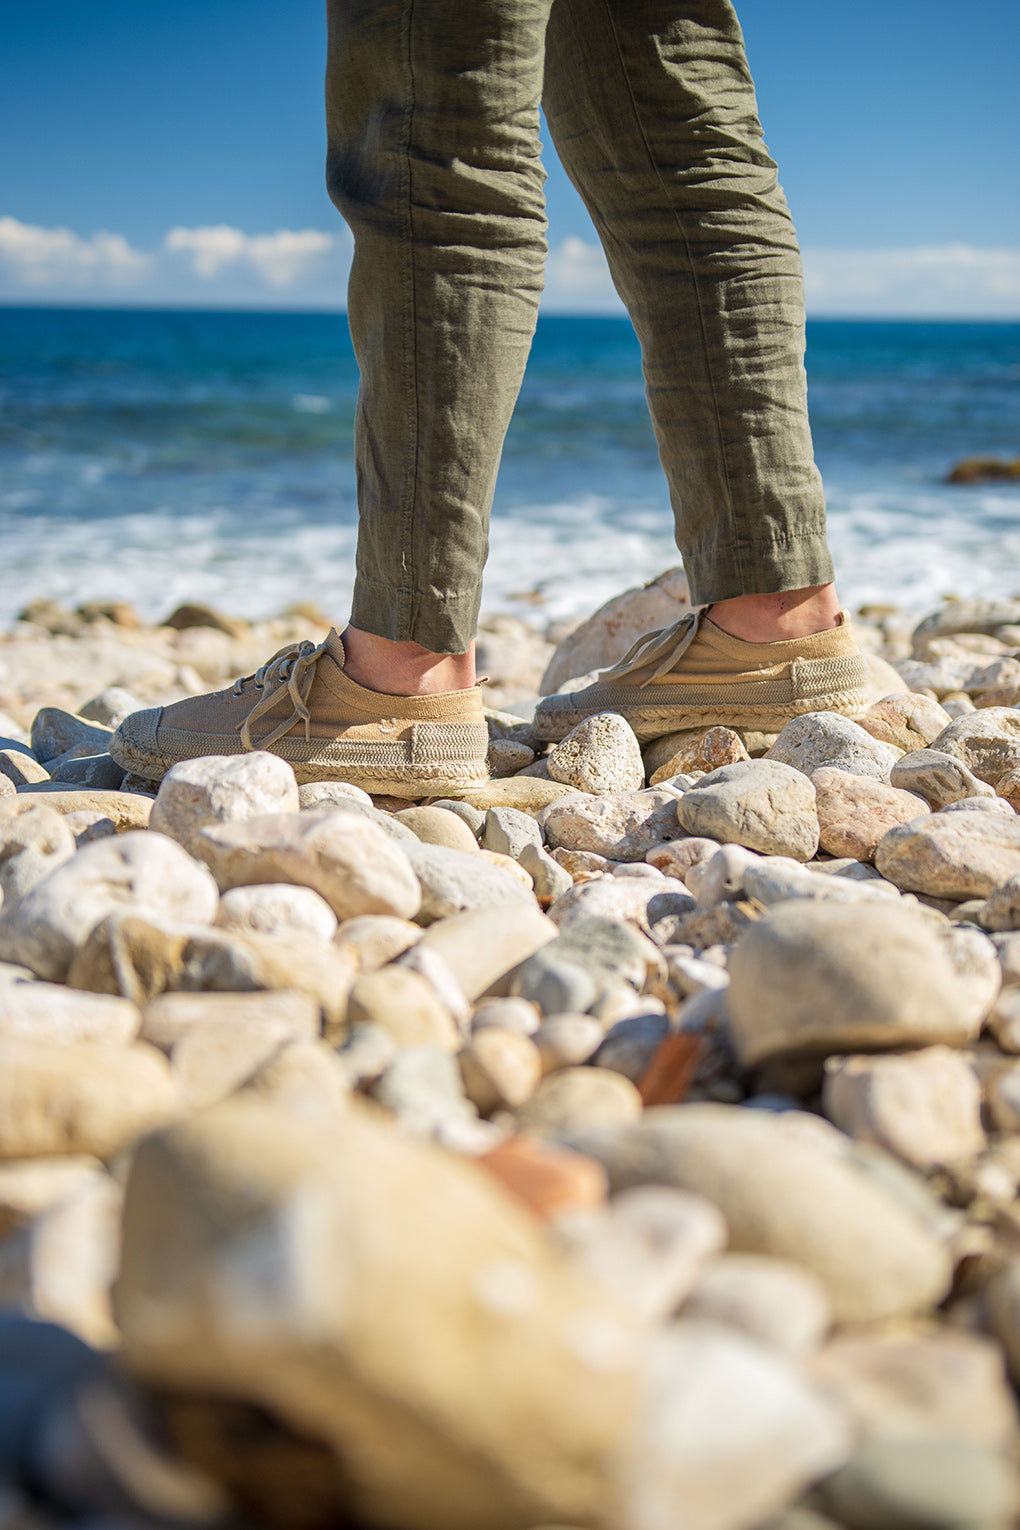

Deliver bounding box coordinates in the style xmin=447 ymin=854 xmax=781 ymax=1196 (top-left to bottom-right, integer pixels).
xmin=0 ymin=216 xmax=151 ymax=287
xmin=544 ymin=235 xmax=622 ymax=313
xmin=802 ymin=244 xmax=1020 ymax=317
xmin=164 ymin=224 xmax=334 ymax=287
xmin=2 ymin=217 xmax=1017 ymax=317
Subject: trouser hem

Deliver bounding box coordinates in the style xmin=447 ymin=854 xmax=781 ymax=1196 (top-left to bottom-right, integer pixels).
xmin=683 ymin=530 xmax=836 ymax=607
xmin=350 ymin=575 xmax=480 ymax=656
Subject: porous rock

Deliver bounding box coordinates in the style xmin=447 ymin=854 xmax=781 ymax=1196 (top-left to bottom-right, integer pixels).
xmin=402 ymin=841 xmax=533 ymax=923
xmin=860 ymin=692 xmax=952 ymax=752
xmin=890 ymin=747 xmax=998 ymax=808
xmin=822 ymin=1047 xmax=986 ymax=1169
xmin=766 ymin=714 xmax=901 ymax=782
xmin=812 ymin=768 xmax=929 ymax=861
xmin=876 ymin=810 xmax=1020 ymax=900
xmin=548 ymin=713 xmax=645 ymax=795
xmin=150 ymin=751 xmax=299 ymax=852
xmin=542 ymin=789 xmax=683 ymax=862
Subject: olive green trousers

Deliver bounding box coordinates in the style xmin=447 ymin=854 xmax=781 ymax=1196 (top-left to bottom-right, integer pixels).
xmin=325 ymin=0 xmax=834 ymax=654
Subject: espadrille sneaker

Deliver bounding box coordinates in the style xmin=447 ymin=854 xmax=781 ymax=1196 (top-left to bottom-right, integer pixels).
xmin=533 ymin=606 xmax=871 ymax=743
xmin=109 ymin=629 xmax=489 ymax=795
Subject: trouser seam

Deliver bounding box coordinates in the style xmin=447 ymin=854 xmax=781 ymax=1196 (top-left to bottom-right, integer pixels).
xmin=598 ymin=0 xmax=744 ymax=588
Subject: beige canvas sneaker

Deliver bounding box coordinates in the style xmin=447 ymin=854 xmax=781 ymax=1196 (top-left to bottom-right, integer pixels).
xmin=533 ymin=606 xmax=871 ymax=742
xmin=110 ymin=630 xmax=490 ymax=795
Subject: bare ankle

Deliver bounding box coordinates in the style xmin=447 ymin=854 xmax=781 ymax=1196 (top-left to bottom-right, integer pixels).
xmin=708 ymin=585 xmax=843 ymax=643
xmin=341 ymin=626 xmax=476 ymax=697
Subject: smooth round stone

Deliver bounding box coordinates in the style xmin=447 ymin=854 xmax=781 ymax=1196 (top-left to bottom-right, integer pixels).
xmin=876 ymin=810 xmax=1020 ymax=900
xmin=471 ymin=997 xmax=540 ymax=1037
xmin=477 ymin=1135 xmax=607 ymax=1220
xmin=728 ymin=901 xmax=974 ymax=1067
xmin=332 ymin=914 xmax=422 ymax=973
xmin=822 ymin=1047 xmax=986 ymax=1170
xmin=518 ymin=842 xmax=574 ymax=905
xmin=514 ymin=955 xmax=599 ymax=1018
xmin=430 ymin=799 xmax=485 ymax=835
xmin=860 ymin=693 xmax=952 ymax=752
xmin=150 ymin=752 xmax=299 ymax=853
xmin=483 ymin=805 xmax=543 ymax=862
xmin=401 ymin=841 xmax=532 ymax=923
xmin=12 ymin=788 xmax=152 ymax=829
xmin=487 ymin=738 xmax=535 ymax=776
xmin=417 ymin=903 xmax=557 ymax=1003
xmin=515 ymin=1066 xmax=643 ymax=1136
xmin=979 ymin=875 xmax=1020 ymax=932
xmin=0 ymin=748 xmax=49 ymax=787
xmin=819 ymin=1435 xmax=1016 ymax=1530
xmin=459 ymin=1029 xmax=542 ymax=1115
xmin=346 ymin=967 xmax=460 ymax=1052
xmin=0 ymin=983 xmax=139 ymax=1046
xmin=812 ymin=767 xmax=930 ymax=862
xmin=79 ymin=684 xmax=142 ymax=727
xmin=572 ymin=1104 xmax=952 ymax=1324
xmin=685 ymin=844 xmax=760 ymax=905
xmin=548 ymin=712 xmax=645 ymax=795
xmin=298 ymin=780 xmax=373 ymax=809
xmin=30 ymin=709 xmax=113 ymax=766
xmin=940 ymin=795 xmax=1015 ymax=815
xmin=683 ymin=1253 xmax=832 ymax=1356
xmin=939 ymin=925 xmax=1001 ymax=1027
xmin=767 ymin=714 xmax=901 ymax=782
xmin=533 ymin=1016 xmax=605 ymax=1075
xmin=214 ymin=883 xmax=338 ymax=943
xmin=0 ymin=801 xmax=77 ymax=903
xmin=890 ymin=748 xmax=998 ymax=809
xmin=678 ymin=759 xmax=820 ymax=861
xmin=394 ymin=805 xmax=480 ymax=854
xmin=593 ymin=1014 xmax=670 ymax=1083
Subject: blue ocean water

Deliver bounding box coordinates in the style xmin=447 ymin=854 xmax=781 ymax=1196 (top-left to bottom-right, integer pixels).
xmin=0 ymin=307 xmax=1017 ymax=628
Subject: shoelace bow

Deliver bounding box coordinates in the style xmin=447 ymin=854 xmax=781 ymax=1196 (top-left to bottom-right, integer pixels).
xmin=233 ymin=636 xmax=330 ymax=751
xmin=600 ymin=604 xmax=708 ymax=688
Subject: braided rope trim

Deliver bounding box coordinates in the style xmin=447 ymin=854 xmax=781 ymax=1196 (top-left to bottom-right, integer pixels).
xmin=534 ymin=686 xmax=872 ymax=742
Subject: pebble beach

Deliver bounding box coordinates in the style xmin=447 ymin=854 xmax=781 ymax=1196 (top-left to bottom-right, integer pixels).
xmin=4 ymin=571 xmax=1020 ymax=1529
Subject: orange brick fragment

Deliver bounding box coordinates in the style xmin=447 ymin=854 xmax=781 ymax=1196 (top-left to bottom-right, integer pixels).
xmin=477 ymin=1134 xmax=607 ymax=1220
xmin=638 ymin=1032 xmax=702 ymax=1107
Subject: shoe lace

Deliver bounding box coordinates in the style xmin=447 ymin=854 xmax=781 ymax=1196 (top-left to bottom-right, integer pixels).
xmin=600 ymin=605 xmax=708 ymax=689
xmin=232 ymin=636 xmax=331 ymax=751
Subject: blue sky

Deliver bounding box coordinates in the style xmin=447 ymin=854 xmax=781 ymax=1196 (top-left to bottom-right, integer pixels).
xmin=2 ymin=0 xmax=1018 ymax=314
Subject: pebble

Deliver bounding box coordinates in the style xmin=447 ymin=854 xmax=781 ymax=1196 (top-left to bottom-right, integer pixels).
xmin=889 ymin=747 xmax=997 ymax=808
xmin=980 ymin=875 xmax=1020 ymax=931
xmin=860 ymin=692 xmax=953 ymax=752
xmin=996 ymin=765 xmax=1020 ymax=812
xmin=539 ymin=564 xmax=689 ymax=693
xmin=46 ymin=751 xmax=126 ymax=790
xmin=487 ymin=737 xmax=536 ymax=775
xmin=741 ymin=857 xmax=899 ymax=908
xmin=0 ymin=1037 xmax=180 ymax=1158
xmin=515 ymin=1066 xmax=644 ymax=1136
xmin=572 ymin=1104 xmax=952 ymax=1323
xmin=78 ymin=683 xmax=143 ymax=726
xmin=442 ymin=777 xmax=578 ymax=814
xmin=471 ymin=996 xmax=540 ymax=1036
xmin=728 ymin=902 xmax=974 ymax=1067
xmin=818 ymin=1434 xmax=1016 ymax=1530
xmin=645 ymin=836 xmax=720 ymax=880
xmin=0 ymin=748 xmax=50 ymax=787
xmin=349 ymin=966 xmax=463 ymax=1051
xmin=555 ymin=1185 xmax=726 ymax=1321
xmin=518 ymin=840 xmax=574 ymax=904
xmin=767 ymin=713 xmax=901 ymax=781
xmin=431 ymin=797 xmax=486 ymax=835
xmin=477 ymin=1135 xmax=607 ymax=1219
xmin=593 ymin=1013 xmax=671 ymax=1083
xmin=141 ymin=988 xmax=320 ymax=1051
xmin=150 ymin=751 xmax=299 ymax=853
xmin=542 ymin=788 xmax=683 ymax=862
xmin=416 ymin=902 xmax=557 ymax=1001
xmin=0 ymin=801 xmax=77 ymax=904
xmin=647 ymin=725 xmax=749 ymax=786
xmin=169 ymin=1013 xmax=312 ymax=1110
xmin=682 ymin=1253 xmax=832 ymax=1357
xmin=12 ymin=785 xmax=153 ymax=828
xmin=0 ymin=982 xmax=140 ymax=1046
xmin=533 ymin=1015 xmax=605 ymax=1074
xmin=678 ymin=759 xmax=820 ymax=861
xmin=332 ymin=913 xmax=422 ymax=972
xmin=929 ymin=707 xmax=1020 ymax=785
xmin=298 ymin=779 xmax=373 ymax=809
xmin=482 ymin=804 xmax=543 ymax=860
xmin=194 ymin=809 xmax=422 ymax=921
xmin=812 ymin=767 xmax=930 ymax=860
xmin=394 ymin=803 xmax=481 ymax=853
xmin=0 ymin=830 xmax=219 ymax=982
xmin=876 ymin=809 xmax=1020 ymax=899
xmin=30 ymin=709 xmax=113 ymax=765
xmin=213 ymin=881 xmax=338 ymax=942
xmin=548 ymin=712 xmax=645 ymax=795
xmin=823 ymin=1047 xmax=986 ymax=1169
xmin=401 ymin=840 xmax=533 ymax=922
xmin=459 ymin=1028 xmax=542 ymax=1114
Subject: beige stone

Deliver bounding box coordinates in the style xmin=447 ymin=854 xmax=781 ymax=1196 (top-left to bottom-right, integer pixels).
xmin=150 ymin=751 xmax=299 ymax=853
xmin=0 ymin=1155 xmax=103 ymax=1237
xmin=812 ymin=767 xmax=930 ymax=861
xmin=682 ymin=1254 xmax=832 ymax=1357
xmin=533 ymin=1016 xmax=604 ymax=1075
xmin=440 ymin=777 xmax=578 ymax=815
xmin=459 ymin=1029 xmax=542 ymax=1114
xmin=0 ymin=747 xmax=50 ymax=786
xmin=678 ymin=760 xmax=820 ymax=861
xmin=347 ymin=966 xmax=461 ymax=1051
xmin=394 ymin=804 xmax=480 ymax=853
xmin=13 ymin=785 xmax=153 ymax=828
xmin=823 ymin=1047 xmax=985 ymax=1169
xmin=574 ymin=1105 xmax=953 ymax=1324
xmin=170 ymin=1018 xmax=298 ymax=1110
xmin=0 ymin=1168 xmax=121 ymax=1346
xmin=929 ymin=708 xmax=1020 ymax=784
xmin=876 ymin=809 xmax=1020 ymax=899
xmin=417 ymin=904 xmax=557 ymax=1001
xmin=0 ymin=1038 xmax=180 ymax=1159
xmin=767 ymin=714 xmax=901 ymax=782
xmin=648 ymin=727 xmax=749 ymax=787
xmin=0 ymin=980 xmax=139 ymax=1045
xmin=542 ymin=789 xmax=682 ymax=862
xmin=214 ymin=882 xmax=338 ymax=942
xmin=115 ymin=1097 xmax=640 ymax=1530
xmin=997 ymin=764 xmax=1020 ymax=811
xmin=333 ymin=913 xmax=422 ymax=972
xmin=242 ymin=1039 xmax=353 ymax=1123
xmin=515 ymin=1066 xmax=643 ymax=1136
xmin=729 ymin=901 xmax=973 ymax=1067
xmin=193 ymin=809 xmax=421 ymax=921
xmin=548 ymin=713 xmax=645 ymax=795
xmin=890 ymin=747 xmax=998 ymax=808
xmin=0 ymin=830 xmax=219 ymax=982
xmin=860 ymin=692 xmax=952 ymax=752
xmin=141 ymin=988 xmax=320 ymax=1051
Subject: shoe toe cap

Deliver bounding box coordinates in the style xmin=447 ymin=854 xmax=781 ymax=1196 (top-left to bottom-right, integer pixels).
xmin=110 ymin=705 xmax=163 ymax=761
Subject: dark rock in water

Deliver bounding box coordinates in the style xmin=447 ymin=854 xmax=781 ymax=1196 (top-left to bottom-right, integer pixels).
xmin=945 ymin=455 xmax=1020 ymax=484
xmin=162 ymin=603 xmax=251 ymax=639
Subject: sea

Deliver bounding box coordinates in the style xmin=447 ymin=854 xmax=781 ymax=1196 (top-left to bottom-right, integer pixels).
xmin=0 ymin=308 xmax=1017 ymax=632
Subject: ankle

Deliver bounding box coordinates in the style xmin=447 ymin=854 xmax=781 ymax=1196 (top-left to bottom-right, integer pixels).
xmin=708 ymin=585 xmax=843 ymax=643
xmin=341 ymin=626 xmax=476 ymax=697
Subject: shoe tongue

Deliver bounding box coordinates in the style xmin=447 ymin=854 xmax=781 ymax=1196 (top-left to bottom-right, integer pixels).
xmin=324 ymin=628 xmax=347 ymax=669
